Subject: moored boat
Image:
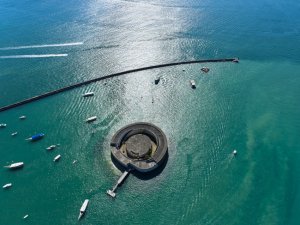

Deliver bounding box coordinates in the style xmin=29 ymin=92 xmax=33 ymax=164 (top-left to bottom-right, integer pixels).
xmin=86 ymin=116 xmax=97 ymax=123
xmin=3 ymin=183 xmax=12 ymax=189
xmin=4 ymin=162 xmax=24 ymax=169
xmin=53 ymin=154 xmax=61 ymax=162
xmin=46 ymin=145 xmax=56 ymax=150
xmin=78 ymin=199 xmax=89 ymax=220
xmin=26 ymin=133 xmax=44 ymax=141
xmin=82 ymin=92 xmax=94 ymax=97
xmin=190 ymin=80 xmax=196 ymax=89
xmin=0 ymin=123 xmax=7 ymax=128
xmin=201 ymin=67 xmax=210 ymax=73
xmin=19 ymin=115 xmax=26 ymax=120
xmin=11 ymin=132 xmax=18 ymax=136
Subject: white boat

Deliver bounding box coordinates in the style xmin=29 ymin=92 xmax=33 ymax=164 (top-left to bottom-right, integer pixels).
xmin=53 ymin=155 xmax=61 ymax=162
xmin=46 ymin=145 xmax=56 ymax=150
xmin=4 ymin=162 xmax=24 ymax=169
xmin=11 ymin=132 xmax=18 ymax=136
xmin=72 ymin=160 xmax=78 ymax=164
xmin=78 ymin=199 xmax=89 ymax=220
xmin=19 ymin=115 xmax=26 ymax=120
xmin=82 ymin=92 xmax=94 ymax=97
xmin=190 ymin=80 xmax=196 ymax=89
xmin=0 ymin=123 xmax=7 ymax=128
xmin=233 ymin=150 xmax=237 ymax=155
xmin=23 ymin=215 xmax=29 ymax=219
xmin=3 ymin=183 xmax=12 ymax=189
xmin=86 ymin=116 xmax=97 ymax=123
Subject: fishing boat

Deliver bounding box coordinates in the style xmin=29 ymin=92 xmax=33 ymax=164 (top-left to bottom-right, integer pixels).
xmin=86 ymin=116 xmax=97 ymax=123
xmin=46 ymin=145 xmax=56 ymax=150
xmin=0 ymin=123 xmax=7 ymax=128
xmin=154 ymin=77 xmax=160 ymax=85
xmin=3 ymin=183 xmax=12 ymax=189
xmin=190 ymin=80 xmax=196 ymax=89
xmin=53 ymin=155 xmax=61 ymax=162
xmin=78 ymin=199 xmax=89 ymax=220
xmin=11 ymin=132 xmax=18 ymax=136
xmin=26 ymin=133 xmax=44 ymax=141
xmin=82 ymin=92 xmax=94 ymax=97
xmin=4 ymin=162 xmax=24 ymax=169
xmin=19 ymin=115 xmax=26 ymax=120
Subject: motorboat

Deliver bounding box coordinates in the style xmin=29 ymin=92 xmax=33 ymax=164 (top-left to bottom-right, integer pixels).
xmin=233 ymin=150 xmax=237 ymax=155
xmin=11 ymin=132 xmax=18 ymax=136
xmin=53 ymin=155 xmax=61 ymax=162
xmin=23 ymin=215 xmax=29 ymax=219
xmin=26 ymin=133 xmax=44 ymax=141
xmin=82 ymin=92 xmax=94 ymax=97
xmin=46 ymin=145 xmax=56 ymax=151
xmin=86 ymin=116 xmax=97 ymax=123
xmin=78 ymin=199 xmax=89 ymax=220
xmin=4 ymin=162 xmax=24 ymax=169
xmin=72 ymin=160 xmax=78 ymax=164
xmin=154 ymin=77 xmax=160 ymax=85
xmin=19 ymin=115 xmax=26 ymax=120
xmin=190 ymin=80 xmax=196 ymax=89
xmin=3 ymin=183 xmax=12 ymax=189
xmin=233 ymin=58 xmax=239 ymax=63
xmin=201 ymin=67 xmax=210 ymax=73
xmin=0 ymin=123 xmax=7 ymax=128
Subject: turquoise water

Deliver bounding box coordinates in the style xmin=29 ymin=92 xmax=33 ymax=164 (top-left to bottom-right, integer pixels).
xmin=1 ymin=0 xmax=300 ymax=224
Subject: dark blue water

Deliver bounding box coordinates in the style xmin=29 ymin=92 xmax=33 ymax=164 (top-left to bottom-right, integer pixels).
xmin=0 ymin=0 xmax=300 ymax=224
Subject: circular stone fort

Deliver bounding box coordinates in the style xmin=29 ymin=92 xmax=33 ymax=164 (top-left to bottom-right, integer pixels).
xmin=110 ymin=122 xmax=168 ymax=173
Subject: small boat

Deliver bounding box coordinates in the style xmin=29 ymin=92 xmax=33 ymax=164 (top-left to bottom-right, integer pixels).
xmin=23 ymin=215 xmax=29 ymax=219
xmin=72 ymin=160 xmax=78 ymax=164
xmin=19 ymin=115 xmax=26 ymax=120
xmin=82 ymin=92 xmax=94 ymax=97
xmin=26 ymin=133 xmax=44 ymax=141
xmin=233 ymin=58 xmax=239 ymax=63
xmin=233 ymin=150 xmax=237 ymax=155
xmin=53 ymin=155 xmax=61 ymax=162
xmin=154 ymin=77 xmax=160 ymax=85
xmin=0 ymin=123 xmax=7 ymax=128
xmin=190 ymin=80 xmax=196 ymax=89
xmin=86 ymin=116 xmax=97 ymax=123
xmin=78 ymin=199 xmax=89 ymax=220
xmin=46 ymin=145 xmax=56 ymax=150
xmin=11 ymin=132 xmax=18 ymax=136
xmin=4 ymin=162 xmax=24 ymax=169
xmin=3 ymin=183 xmax=12 ymax=189
xmin=201 ymin=67 xmax=210 ymax=73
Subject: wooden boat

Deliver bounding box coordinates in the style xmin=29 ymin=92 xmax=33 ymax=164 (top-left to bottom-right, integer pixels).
xmin=78 ymin=199 xmax=89 ymax=220
xmin=86 ymin=116 xmax=97 ymax=123
xmin=82 ymin=92 xmax=94 ymax=97
xmin=53 ymin=155 xmax=61 ymax=162
xmin=4 ymin=162 xmax=24 ymax=169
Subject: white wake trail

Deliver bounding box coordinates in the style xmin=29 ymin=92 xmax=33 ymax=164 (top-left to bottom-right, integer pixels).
xmin=0 ymin=42 xmax=83 ymax=50
xmin=0 ymin=54 xmax=68 ymax=59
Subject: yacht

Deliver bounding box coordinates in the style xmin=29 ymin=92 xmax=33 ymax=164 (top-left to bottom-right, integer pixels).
xmin=19 ymin=116 xmax=26 ymax=120
xmin=78 ymin=199 xmax=89 ymax=220
xmin=86 ymin=116 xmax=97 ymax=123
xmin=4 ymin=162 xmax=24 ymax=169
xmin=3 ymin=183 xmax=12 ymax=189
xmin=82 ymin=92 xmax=94 ymax=97
xmin=53 ymin=155 xmax=61 ymax=162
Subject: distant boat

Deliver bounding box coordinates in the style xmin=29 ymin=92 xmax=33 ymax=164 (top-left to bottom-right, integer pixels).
xmin=53 ymin=155 xmax=61 ymax=162
xmin=19 ymin=115 xmax=26 ymax=120
xmin=72 ymin=160 xmax=78 ymax=164
xmin=154 ymin=77 xmax=160 ymax=85
xmin=78 ymin=199 xmax=89 ymax=220
xmin=201 ymin=67 xmax=210 ymax=73
xmin=26 ymin=133 xmax=44 ymax=141
xmin=4 ymin=162 xmax=24 ymax=169
xmin=11 ymin=132 xmax=18 ymax=136
xmin=82 ymin=92 xmax=94 ymax=97
xmin=3 ymin=183 xmax=12 ymax=189
xmin=23 ymin=215 xmax=29 ymax=219
xmin=233 ymin=150 xmax=237 ymax=155
xmin=86 ymin=116 xmax=97 ymax=123
xmin=190 ymin=80 xmax=196 ymax=89
xmin=46 ymin=145 xmax=56 ymax=151
xmin=0 ymin=123 xmax=7 ymax=128
xmin=233 ymin=58 xmax=239 ymax=63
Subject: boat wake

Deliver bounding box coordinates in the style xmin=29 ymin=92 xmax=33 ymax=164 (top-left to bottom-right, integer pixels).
xmin=0 ymin=54 xmax=68 ymax=59
xmin=0 ymin=42 xmax=83 ymax=50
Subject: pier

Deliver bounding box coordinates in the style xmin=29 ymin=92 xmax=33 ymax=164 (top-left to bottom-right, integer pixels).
xmin=0 ymin=58 xmax=238 ymax=112
xmin=107 ymin=170 xmax=130 ymax=198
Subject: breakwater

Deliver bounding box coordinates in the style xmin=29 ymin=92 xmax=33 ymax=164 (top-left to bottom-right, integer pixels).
xmin=0 ymin=58 xmax=238 ymax=112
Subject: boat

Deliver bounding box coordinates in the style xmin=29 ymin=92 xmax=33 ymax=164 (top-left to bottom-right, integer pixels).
xmin=154 ymin=77 xmax=160 ymax=85
xmin=26 ymin=133 xmax=44 ymax=141
xmin=190 ymin=80 xmax=196 ymax=89
xmin=4 ymin=162 xmax=24 ymax=169
xmin=11 ymin=132 xmax=18 ymax=136
xmin=78 ymin=199 xmax=89 ymax=220
xmin=82 ymin=92 xmax=94 ymax=97
xmin=233 ymin=150 xmax=237 ymax=155
xmin=86 ymin=116 xmax=97 ymax=123
xmin=233 ymin=58 xmax=239 ymax=63
xmin=201 ymin=67 xmax=210 ymax=73
xmin=0 ymin=123 xmax=7 ymax=128
xmin=23 ymin=215 xmax=29 ymax=219
xmin=19 ymin=115 xmax=26 ymax=120
xmin=46 ymin=145 xmax=56 ymax=150
xmin=72 ymin=160 xmax=78 ymax=164
xmin=3 ymin=183 xmax=12 ymax=189
xmin=53 ymin=154 xmax=61 ymax=162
